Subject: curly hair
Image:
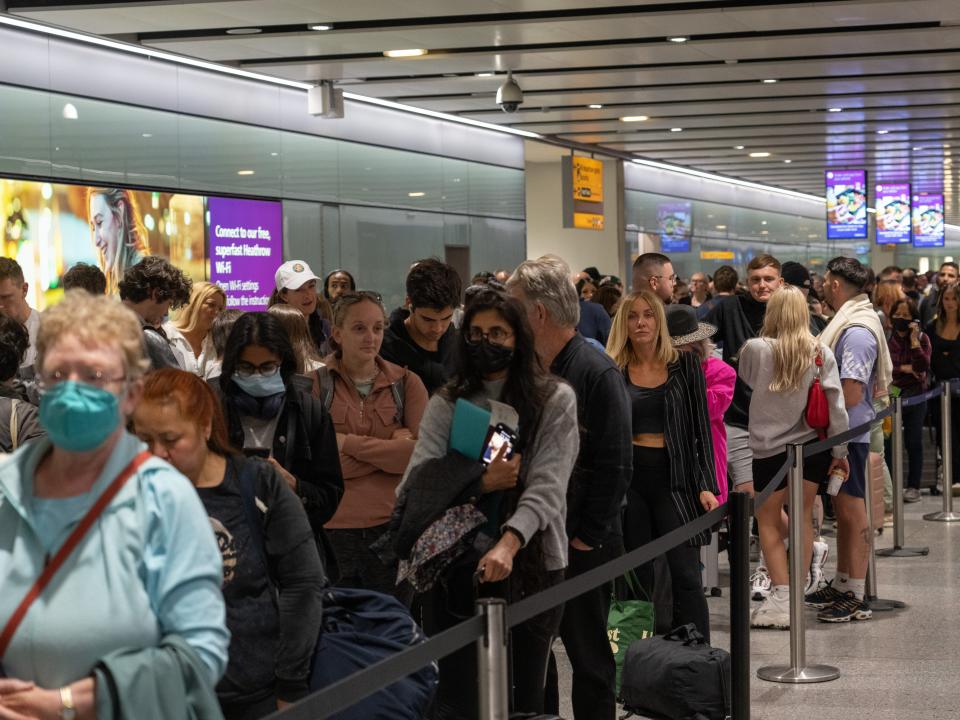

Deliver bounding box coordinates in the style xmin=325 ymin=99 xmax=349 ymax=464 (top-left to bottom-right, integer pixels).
xmin=0 ymin=314 xmax=29 ymax=381
xmin=62 ymin=262 xmax=107 ymax=295
xmin=117 ymin=256 xmax=192 ymax=307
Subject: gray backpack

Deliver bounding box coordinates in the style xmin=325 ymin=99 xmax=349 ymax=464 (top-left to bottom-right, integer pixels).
xmin=315 ymin=367 xmax=405 ymax=425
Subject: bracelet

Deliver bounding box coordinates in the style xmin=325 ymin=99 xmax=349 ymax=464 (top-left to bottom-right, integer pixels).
xmin=59 ymin=686 xmax=77 ymax=720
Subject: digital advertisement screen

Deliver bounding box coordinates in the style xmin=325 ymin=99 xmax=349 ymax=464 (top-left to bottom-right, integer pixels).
xmin=875 ymin=183 xmax=911 ymax=245
xmin=912 ymin=193 xmax=945 ymax=248
xmin=825 ymin=169 xmax=868 ymax=240
xmin=657 ymin=201 xmax=692 ymax=253
xmin=207 ymin=196 xmax=282 ymax=311
xmin=1 ymin=178 xmax=205 ymax=309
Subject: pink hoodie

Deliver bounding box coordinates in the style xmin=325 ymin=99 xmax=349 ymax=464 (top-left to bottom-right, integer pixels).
xmin=702 ymin=356 xmax=736 ymax=504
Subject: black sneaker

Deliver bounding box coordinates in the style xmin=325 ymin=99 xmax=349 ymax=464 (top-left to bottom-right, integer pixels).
xmin=816 ymin=591 xmax=872 ymax=623
xmin=804 ymin=579 xmax=844 ymax=609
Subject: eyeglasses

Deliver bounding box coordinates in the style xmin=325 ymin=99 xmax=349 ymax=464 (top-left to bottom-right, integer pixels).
xmin=38 ymin=369 xmax=128 ymax=392
xmin=235 ymin=361 xmax=281 ymax=378
xmin=465 ymin=327 xmax=514 ymax=346
xmin=653 ymin=274 xmax=678 ymax=284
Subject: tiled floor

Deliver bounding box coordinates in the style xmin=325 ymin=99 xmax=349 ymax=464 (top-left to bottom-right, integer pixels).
xmin=555 ymin=488 xmax=960 ymax=720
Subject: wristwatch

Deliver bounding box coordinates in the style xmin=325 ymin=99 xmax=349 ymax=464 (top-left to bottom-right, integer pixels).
xmin=59 ymin=686 xmax=77 ymax=720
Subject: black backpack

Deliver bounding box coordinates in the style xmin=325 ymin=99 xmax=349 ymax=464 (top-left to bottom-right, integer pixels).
xmin=620 ymin=624 xmax=730 ymax=720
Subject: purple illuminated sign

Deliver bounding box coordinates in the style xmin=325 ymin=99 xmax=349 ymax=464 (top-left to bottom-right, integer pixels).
xmin=825 ymin=169 xmax=867 ymax=240
xmin=207 ymin=196 xmax=282 ymax=311
xmin=912 ymin=193 xmax=945 ymax=248
xmin=875 ymin=183 xmax=911 ymax=245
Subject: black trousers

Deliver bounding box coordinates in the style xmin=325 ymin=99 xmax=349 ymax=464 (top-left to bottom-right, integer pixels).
xmin=624 ymin=447 xmax=710 ymax=642
xmin=423 ymin=564 xmax=564 ymax=720
xmin=902 ymin=398 xmax=927 ymax=490
xmin=543 ymin=538 xmax=623 ymax=720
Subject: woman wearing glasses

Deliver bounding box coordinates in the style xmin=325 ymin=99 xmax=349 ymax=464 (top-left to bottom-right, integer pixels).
xmin=319 ymin=292 xmax=428 ymax=595
xmin=213 ymin=312 xmax=344 ymax=570
xmin=0 ymin=291 xmax=228 ymax=718
xmin=402 ymin=287 xmax=579 ymax=719
xmin=607 ymin=290 xmax=719 ymax=640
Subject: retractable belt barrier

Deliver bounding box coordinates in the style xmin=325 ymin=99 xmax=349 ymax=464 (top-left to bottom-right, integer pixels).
xmin=271 ymin=384 xmax=956 ymax=720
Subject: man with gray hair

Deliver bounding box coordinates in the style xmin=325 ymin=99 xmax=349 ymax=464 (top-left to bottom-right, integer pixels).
xmin=507 ymin=255 xmax=632 ymax=720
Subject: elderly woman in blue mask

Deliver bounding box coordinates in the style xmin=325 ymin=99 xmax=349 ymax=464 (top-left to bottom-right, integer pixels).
xmin=0 ymin=291 xmax=228 ymax=719
xmin=212 ymin=311 xmax=344 ymax=571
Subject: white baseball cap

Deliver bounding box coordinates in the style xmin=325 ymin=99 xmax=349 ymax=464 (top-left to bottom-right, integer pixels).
xmin=275 ymin=260 xmax=320 ymax=291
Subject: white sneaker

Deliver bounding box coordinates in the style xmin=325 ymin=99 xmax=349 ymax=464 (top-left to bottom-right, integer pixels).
xmin=750 ymin=566 xmax=771 ymax=600
xmin=751 ymin=590 xmax=790 ymax=629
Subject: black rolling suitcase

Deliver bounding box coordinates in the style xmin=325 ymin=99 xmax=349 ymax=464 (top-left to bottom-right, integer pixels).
xmin=620 ymin=624 xmax=730 ymax=720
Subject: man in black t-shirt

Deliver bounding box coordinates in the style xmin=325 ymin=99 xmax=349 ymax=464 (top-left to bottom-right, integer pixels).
xmin=380 ymin=259 xmax=461 ymax=395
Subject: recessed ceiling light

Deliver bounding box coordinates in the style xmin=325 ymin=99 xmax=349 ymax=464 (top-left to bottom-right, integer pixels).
xmin=308 ymin=24 xmax=333 ymax=31
xmin=141 ymin=133 xmax=153 ymax=138
xmin=784 ymin=159 xmax=792 ymax=163
xmin=620 ymin=115 xmax=649 ymax=122
xmin=877 ymin=130 xmax=889 ymax=135
xmin=716 ymin=225 xmax=727 ymax=230
xmin=237 ymin=170 xmax=255 ymax=176
xmin=225 ymin=27 xmax=262 ymax=35
xmin=670 ymin=127 xmax=683 ymax=132
xmin=828 ymin=107 xmax=842 ymax=112
xmin=913 ymin=146 xmax=924 ymax=151
xmin=733 ymin=145 xmax=745 ymax=150
xmin=270 ymin=152 xmax=279 ymax=156
xmin=667 ymin=36 xmax=689 ymax=43
xmin=588 ymin=104 xmax=603 ymax=109
xmin=749 ymin=152 xmax=771 ymax=157
xmin=62 ymin=103 xmax=78 ymax=120
xmin=761 ymin=79 xmax=778 ymax=84
xmin=761 ymin=220 xmax=768 ymax=225
xmin=384 ymin=48 xmax=428 ymax=58
xmin=408 ymin=191 xmax=425 ymax=197
xmin=475 ymin=72 xmax=494 ymax=77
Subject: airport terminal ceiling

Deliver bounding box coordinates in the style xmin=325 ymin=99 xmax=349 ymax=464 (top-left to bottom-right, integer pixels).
xmin=7 ymin=0 xmax=960 ymax=224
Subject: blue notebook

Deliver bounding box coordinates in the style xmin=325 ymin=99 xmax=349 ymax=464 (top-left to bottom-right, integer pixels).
xmin=450 ymin=398 xmax=492 ymax=461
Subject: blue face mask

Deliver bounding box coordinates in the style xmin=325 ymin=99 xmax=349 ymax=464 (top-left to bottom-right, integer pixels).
xmin=39 ymin=380 xmax=122 ymax=452
xmin=233 ymin=371 xmax=285 ymax=398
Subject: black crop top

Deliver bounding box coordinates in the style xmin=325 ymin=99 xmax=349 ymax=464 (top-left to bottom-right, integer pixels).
xmin=624 ymin=369 xmax=666 ymax=435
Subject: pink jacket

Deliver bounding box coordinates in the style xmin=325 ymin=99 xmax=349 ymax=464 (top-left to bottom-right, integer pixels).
xmin=703 ymin=357 xmax=736 ymax=504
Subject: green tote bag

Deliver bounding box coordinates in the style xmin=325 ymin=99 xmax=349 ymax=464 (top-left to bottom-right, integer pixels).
xmin=607 ymin=571 xmax=656 ymax=694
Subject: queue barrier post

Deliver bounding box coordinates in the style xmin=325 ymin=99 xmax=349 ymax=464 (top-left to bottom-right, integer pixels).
xmin=728 ymin=491 xmax=752 ymax=719
xmin=757 ymin=444 xmax=840 ymax=684
xmin=477 ymin=598 xmax=509 ymax=720
xmin=925 ymin=380 xmax=960 ymax=522
xmin=862 ymin=432 xmax=905 ymax=610
xmin=877 ymin=394 xmax=929 ymax=557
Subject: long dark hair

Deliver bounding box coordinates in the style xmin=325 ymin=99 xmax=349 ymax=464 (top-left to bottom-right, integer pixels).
xmin=443 ymin=287 xmax=556 ymax=448
xmin=221 ymin=312 xmax=298 ymax=394
xmin=936 ymin=282 xmax=960 ymax=331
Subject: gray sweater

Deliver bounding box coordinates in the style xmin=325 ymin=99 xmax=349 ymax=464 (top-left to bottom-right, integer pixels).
xmin=738 ymin=338 xmax=849 ymax=459
xmin=401 ymin=379 xmax=579 ymax=571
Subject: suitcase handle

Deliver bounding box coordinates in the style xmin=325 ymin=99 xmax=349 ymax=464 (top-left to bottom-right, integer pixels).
xmin=664 ymin=623 xmax=707 ymax=646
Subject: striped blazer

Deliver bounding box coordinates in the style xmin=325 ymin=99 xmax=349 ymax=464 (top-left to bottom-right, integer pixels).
xmin=628 ymin=350 xmax=718 ymax=546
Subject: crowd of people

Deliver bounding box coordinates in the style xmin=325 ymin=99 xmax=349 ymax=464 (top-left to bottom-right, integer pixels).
xmin=0 ymin=246 xmax=954 ymax=720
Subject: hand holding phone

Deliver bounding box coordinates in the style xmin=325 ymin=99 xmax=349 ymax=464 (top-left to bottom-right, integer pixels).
xmin=481 ymin=443 xmax=521 ymax=493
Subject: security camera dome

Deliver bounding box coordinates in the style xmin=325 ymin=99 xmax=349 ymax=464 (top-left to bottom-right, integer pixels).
xmin=496 ymin=71 xmax=523 ymax=113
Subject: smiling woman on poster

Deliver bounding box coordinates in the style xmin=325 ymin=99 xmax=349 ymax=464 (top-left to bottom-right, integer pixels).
xmin=87 ymin=187 xmax=151 ymax=295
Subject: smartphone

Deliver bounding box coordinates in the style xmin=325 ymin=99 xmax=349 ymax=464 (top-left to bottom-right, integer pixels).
xmin=482 ymin=424 xmax=517 ymax=465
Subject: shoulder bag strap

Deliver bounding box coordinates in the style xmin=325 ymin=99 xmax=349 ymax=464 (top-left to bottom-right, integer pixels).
xmin=0 ymin=449 xmax=152 ymax=658
xmin=9 ymin=400 xmax=18 ymax=451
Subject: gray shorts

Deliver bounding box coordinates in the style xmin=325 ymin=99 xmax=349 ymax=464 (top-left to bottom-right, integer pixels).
xmin=725 ymin=424 xmax=754 ymax=488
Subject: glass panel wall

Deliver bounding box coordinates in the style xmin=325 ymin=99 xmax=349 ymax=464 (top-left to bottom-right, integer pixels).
xmin=624 ymin=188 xmax=867 ymax=281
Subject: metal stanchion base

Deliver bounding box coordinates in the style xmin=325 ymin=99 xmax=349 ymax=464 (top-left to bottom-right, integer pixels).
xmin=876 ymin=545 xmax=929 ymax=557
xmin=757 ymin=664 xmax=840 ymax=684
xmin=865 ymin=597 xmax=906 ymax=611
xmin=923 ymin=511 xmax=960 ymax=522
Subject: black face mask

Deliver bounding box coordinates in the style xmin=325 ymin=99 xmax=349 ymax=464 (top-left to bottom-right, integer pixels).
xmin=892 ymin=317 xmax=912 ymax=334
xmin=467 ymin=339 xmax=514 ymax=375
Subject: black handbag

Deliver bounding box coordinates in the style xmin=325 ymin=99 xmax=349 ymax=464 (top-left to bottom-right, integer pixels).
xmin=620 ymin=623 xmax=731 ymax=720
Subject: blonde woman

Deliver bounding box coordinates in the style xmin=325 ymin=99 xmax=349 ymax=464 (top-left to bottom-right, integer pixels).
xmin=86 ymin=187 xmax=150 ymax=295
xmin=738 ymin=286 xmax=849 ymax=629
xmin=607 ymin=290 xmax=718 ymax=640
xmin=268 ymin=304 xmax=325 ymax=374
xmin=165 ymin=281 xmax=227 ymax=376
